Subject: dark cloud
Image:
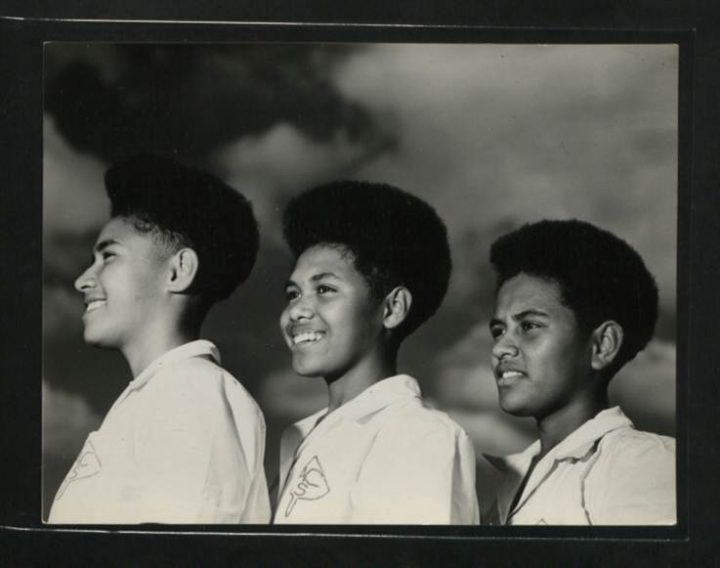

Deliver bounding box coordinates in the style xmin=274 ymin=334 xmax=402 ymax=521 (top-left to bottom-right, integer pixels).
xmin=341 ymin=44 xmax=678 ymax=314
xmin=44 ymin=44 xmax=393 ymax=166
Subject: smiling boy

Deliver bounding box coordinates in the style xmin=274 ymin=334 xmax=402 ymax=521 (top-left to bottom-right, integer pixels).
xmin=486 ymin=219 xmax=676 ymax=525
xmin=48 ymin=155 xmax=270 ymax=524
xmin=273 ymin=181 xmax=479 ymax=524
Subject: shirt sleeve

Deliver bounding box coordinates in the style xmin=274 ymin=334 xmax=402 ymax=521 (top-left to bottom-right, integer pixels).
xmin=201 ymin=375 xmax=271 ymax=524
xmin=349 ymin=415 xmax=479 ymax=524
xmin=585 ymin=433 xmax=676 ymax=525
xmin=128 ymin=368 xmax=263 ymax=524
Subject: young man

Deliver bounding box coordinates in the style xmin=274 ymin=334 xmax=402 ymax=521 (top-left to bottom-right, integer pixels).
xmin=48 ymin=155 xmax=270 ymax=524
xmin=273 ymin=181 xmax=479 ymax=525
xmin=485 ymin=219 xmax=675 ymax=525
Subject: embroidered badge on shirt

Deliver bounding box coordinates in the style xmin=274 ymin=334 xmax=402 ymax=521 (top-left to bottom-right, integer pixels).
xmin=54 ymin=437 xmax=102 ymax=501
xmin=285 ymin=455 xmax=330 ymax=517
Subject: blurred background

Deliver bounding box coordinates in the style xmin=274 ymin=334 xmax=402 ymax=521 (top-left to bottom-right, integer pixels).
xmin=42 ymin=43 xmax=678 ymax=520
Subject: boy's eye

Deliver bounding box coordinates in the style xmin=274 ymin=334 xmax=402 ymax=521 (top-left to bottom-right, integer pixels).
xmin=520 ymin=321 xmax=541 ymax=333
xmin=101 ymin=251 xmax=116 ymax=262
xmin=316 ymin=284 xmax=336 ymax=295
xmin=490 ymin=325 xmax=504 ymax=340
xmin=285 ymin=289 xmax=300 ymax=302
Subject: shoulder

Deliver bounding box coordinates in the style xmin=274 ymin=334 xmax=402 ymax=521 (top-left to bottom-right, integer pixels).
xmin=150 ymin=357 xmax=263 ymax=424
xmin=599 ymin=426 xmax=675 ymax=464
xmin=375 ymin=400 xmax=471 ymax=446
xmin=585 ymin=426 xmax=676 ymax=524
xmin=588 ymin=426 xmax=676 ymax=490
xmin=357 ymin=401 xmax=477 ymax=486
xmin=153 ymin=355 xmax=222 ymax=388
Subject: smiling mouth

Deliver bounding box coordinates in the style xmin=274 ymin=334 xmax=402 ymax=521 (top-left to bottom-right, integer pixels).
xmin=84 ymin=300 xmax=107 ymax=313
xmin=291 ymin=331 xmax=325 ymax=346
xmin=496 ymin=370 xmax=525 ymax=386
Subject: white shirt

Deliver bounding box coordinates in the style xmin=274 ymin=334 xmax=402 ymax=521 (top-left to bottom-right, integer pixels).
xmin=274 ymin=375 xmax=479 ymax=525
xmin=48 ymin=340 xmax=271 ymax=524
xmin=486 ymin=407 xmax=676 ymax=525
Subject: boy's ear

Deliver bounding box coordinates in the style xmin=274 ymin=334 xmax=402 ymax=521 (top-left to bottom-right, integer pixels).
xmin=382 ymin=286 xmax=412 ymax=330
xmin=590 ymin=320 xmax=624 ymax=372
xmin=166 ymin=248 xmax=200 ymax=293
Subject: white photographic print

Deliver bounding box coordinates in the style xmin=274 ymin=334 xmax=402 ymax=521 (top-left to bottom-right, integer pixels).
xmin=42 ymin=42 xmax=678 ymax=526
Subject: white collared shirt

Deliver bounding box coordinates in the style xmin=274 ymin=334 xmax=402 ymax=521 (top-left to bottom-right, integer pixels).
xmin=487 ymin=407 xmax=676 ymax=525
xmin=274 ymin=375 xmax=479 ymax=525
xmin=48 ymin=340 xmax=271 ymax=524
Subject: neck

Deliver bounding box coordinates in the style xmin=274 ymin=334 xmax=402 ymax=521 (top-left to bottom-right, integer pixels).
xmin=536 ymin=390 xmax=608 ymax=458
xmin=122 ymin=317 xmax=200 ymax=377
xmin=325 ymin=349 xmax=397 ymax=412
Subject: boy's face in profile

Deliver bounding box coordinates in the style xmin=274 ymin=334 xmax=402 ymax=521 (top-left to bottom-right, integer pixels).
xmin=75 ymin=217 xmax=170 ymax=352
xmin=489 ymin=273 xmax=594 ymax=419
xmin=280 ymin=244 xmax=385 ymax=380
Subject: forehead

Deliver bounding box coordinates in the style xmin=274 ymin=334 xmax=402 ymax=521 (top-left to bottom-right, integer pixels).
xmin=290 ymin=244 xmax=362 ymax=281
xmin=95 ymin=217 xmax=158 ymax=251
xmin=495 ymin=273 xmax=568 ymax=315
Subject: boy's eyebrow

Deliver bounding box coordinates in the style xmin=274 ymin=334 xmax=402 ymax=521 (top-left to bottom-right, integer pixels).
xmin=94 ymin=238 xmax=120 ymax=253
xmin=284 ymin=272 xmax=342 ymax=289
xmin=489 ymin=309 xmax=550 ymax=329
xmin=512 ymin=309 xmax=550 ymax=320
xmin=310 ymin=272 xmax=341 ymax=282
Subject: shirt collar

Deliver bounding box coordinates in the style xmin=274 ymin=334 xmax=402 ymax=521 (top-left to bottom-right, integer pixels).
xmin=485 ymin=439 xmax=540 ymax=474
xmin=549 ymin=406 xmax=633 ymax=460
xmin=487 ymin=407 xmax=633 ymax=524
xmin=489 ymin=406 xmax=634 ymax=471
xmin=328 ymin=374 xmax=421 ymax=422
xmin=129 ymin=340 xmax=220 ymax=391
xmin=293 ymin=374 xmax=422 ymax=434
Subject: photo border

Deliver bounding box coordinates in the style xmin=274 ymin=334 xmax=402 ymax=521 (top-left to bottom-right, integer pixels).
xmin=1 ymin=8 xmax=713 ymax=565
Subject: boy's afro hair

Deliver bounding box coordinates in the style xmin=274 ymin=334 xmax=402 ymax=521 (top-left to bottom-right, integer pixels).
xmin=489 ymin=219 xmax=658 ymax=375
xmin=282 ymin=180 xmax=452 ymax=338
xmin=105 ymin=154 xmax=259 ymax=303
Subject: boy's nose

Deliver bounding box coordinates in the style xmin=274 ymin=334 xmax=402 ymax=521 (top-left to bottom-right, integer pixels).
xmin=74 ymin=265 xmax=97 ymax=293
xmin=288 ymin=298 xmax=314 ymax=321
xmin=492 ymin=333 xmax=518 ymax=360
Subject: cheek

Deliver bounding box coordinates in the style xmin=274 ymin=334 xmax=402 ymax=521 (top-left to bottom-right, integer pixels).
xmin=522 ymin=340 xmax=563 ymax=383
xmin=532 ymin=337 xmax=588 ymax=391
xmin=134 ymin=266 xmax=166 ymax=298
xmin=346 ymin=302 xmax=381 ymax=340
xmin=555 ymin=334 xmax=589 ymax=369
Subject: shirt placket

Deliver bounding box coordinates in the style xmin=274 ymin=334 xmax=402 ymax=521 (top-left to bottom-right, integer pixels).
xmin=277 ymin=412 xmax=338 ymax=507
xmin=276 ymin=378 xmax=413 ymax=516
xmin=506 ymin=458 xmax=562 ymax=523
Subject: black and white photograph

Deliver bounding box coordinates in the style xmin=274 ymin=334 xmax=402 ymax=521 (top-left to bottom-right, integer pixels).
xmin=41 ymin=42 xmax=678 ymax=527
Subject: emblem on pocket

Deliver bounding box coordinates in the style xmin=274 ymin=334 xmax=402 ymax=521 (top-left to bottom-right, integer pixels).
xmin=285 ymin=455 xmax=330 ymax=517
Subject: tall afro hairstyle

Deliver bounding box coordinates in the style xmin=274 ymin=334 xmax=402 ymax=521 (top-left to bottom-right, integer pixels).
xmin=282 ymin=180 xmax=452 ymax=339
xmin=489 ymin=219 xmax=658 ymax=378
xmin=105 ymin=154 xmax=259 ymax=305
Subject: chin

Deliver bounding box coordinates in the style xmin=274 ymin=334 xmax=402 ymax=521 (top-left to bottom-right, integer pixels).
xmin=82 ymin=330 xmax=102 ymax=346
xmin=291 ymin=358 xmax=323 ymax=378
xmin=292 ymin=367 xmax=323 ymax=378
xmin=292 ymin=357 xmax=344 ymax=381
xmin=499 ymin=395 xmax=534 ymax=418
xmin=82 ymin=328 xmax=117 ymax=350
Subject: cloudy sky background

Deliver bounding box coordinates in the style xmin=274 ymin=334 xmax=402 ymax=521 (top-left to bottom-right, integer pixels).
xmin=42 ymin=43 xmax=678 ymax=517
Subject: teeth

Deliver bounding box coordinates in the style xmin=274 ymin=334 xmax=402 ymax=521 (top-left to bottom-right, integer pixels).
xmin=292 ymin=331 xmax=323 ymax=345
xmin=497 ymin=370 xmax=524 ymax=388
xmin=501 ymin=371 xmax=524 ymax=379
xmin=85 ymin=300 xmax=106 ymax=312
